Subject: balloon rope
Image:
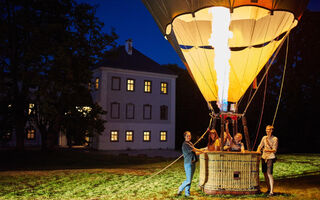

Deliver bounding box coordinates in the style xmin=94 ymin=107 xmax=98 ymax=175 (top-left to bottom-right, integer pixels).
xmin=110 ymin=117 xmax=213 ymax=199
xmin=252 ymin=73 xmax=268 ymax=150
xmin=242 ymin=32 xmax=290 ymax=115
xmin=272 ymin=35 xmax=289 ymax=126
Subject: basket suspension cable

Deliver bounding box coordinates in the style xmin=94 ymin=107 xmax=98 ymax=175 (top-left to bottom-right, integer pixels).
xmin=241 ymin=115 xmax=251 ymax=150
xmin=252 ymin=73 xmax=268 ymax=150
xmin=272 ymin=35 xmax=290 ymax=126
xmin=251 ymin=35 xmax=289 ymax=150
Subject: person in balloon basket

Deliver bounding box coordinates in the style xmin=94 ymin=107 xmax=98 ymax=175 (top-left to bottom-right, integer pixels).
xmin=207 ymin=129 xmax=221 ymax=151
xmin=177 ymin=131 xmax=205 ymax=197
xmin=224 ymin=133 xmax=245 ymax=152
xmin=223 ymin=121 xmax=245 ymax=152
xmin=257 ymin=125 xmax=278 ymax=196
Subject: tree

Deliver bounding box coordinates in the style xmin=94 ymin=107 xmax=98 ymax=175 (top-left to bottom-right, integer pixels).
xmin=0 ymin=0 xmax=117 ymax=150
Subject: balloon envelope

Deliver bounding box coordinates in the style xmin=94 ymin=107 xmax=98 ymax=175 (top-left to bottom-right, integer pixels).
xmin=142 ymin=0 xmax=309 ymax=103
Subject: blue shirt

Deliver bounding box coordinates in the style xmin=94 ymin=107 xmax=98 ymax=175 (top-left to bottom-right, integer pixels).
xmin=182 ymin=141 xmax=196 ymax=164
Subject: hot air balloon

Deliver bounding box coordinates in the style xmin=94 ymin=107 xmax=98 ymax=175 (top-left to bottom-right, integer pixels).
xmin=142 ymin=0 xmax=309 ymax=195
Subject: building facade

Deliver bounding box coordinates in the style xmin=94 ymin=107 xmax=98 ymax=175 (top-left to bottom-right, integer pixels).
xmin=91 ymin=42 xmax=177 ymax=150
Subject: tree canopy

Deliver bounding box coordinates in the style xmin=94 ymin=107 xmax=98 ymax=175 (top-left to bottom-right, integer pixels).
xmin=0 ymin=0 xmax=117 ymax=150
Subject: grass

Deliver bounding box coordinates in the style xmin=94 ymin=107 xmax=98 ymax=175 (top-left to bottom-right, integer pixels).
xmin=0 ymin=150 xmax=319 ymax=200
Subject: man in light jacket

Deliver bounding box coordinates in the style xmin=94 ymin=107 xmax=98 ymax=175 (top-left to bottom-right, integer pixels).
xmin=257 ymin=125 xmax=278 ymax=196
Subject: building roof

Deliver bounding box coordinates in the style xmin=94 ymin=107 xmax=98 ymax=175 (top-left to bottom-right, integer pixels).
xmin=97 ymin=46 xmax=175 ymax=75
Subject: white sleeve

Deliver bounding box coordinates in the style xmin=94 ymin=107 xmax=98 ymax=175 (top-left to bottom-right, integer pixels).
xmin=272 ymin=137 xmax=278 ymax=153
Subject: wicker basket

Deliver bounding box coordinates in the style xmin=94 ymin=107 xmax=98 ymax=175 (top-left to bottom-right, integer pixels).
xmin=199 ymin=151 xmax=260 ymax=195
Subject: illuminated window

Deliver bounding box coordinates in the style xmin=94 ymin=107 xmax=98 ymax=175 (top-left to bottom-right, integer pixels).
xmin=160 ymin=82 xmax=168 ymax=94
xmin=84 ymin=131 xmax=91 ymax=146
xmin=143 ymin=104 xmax=152 ymax=120
xmin=111 ymin=102 xmax=120 ymax=119
xmin=110 ymin=130 xmax=119 ymax=142
xmin=126 ymin=103 xmax=135 ymax=119
xmin=143 ymin=131 xmax=151 ymax=142
xmin=144 ymin=80 xmax=152 ymax=93
xmin=111 ymin=77 xmax=121 ymax=90
xmin=127 ymin=79 xmax=135 ymax=91
xmin=95 ymin=78 xmax=100 ymax=90
xmin=125 ymin=131 xmax=133 ymax=142
xmin=160 ymin=105 xmax=168 ymax=120
xmin=2 ymin=131 xmax=12 ymax=140
xmin=28 ymin=103 xmax=35 ymax=115
xmin=160 ymin=131 xmax=167 ymax=142
xmin=26 ymin=128 xmax=35 ymax=140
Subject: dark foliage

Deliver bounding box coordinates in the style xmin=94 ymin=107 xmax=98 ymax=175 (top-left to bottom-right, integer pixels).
xmin=0 ymin=0 xmax=117 ymax=150
xmin=163 ymin=64 xmax=210 ymax=149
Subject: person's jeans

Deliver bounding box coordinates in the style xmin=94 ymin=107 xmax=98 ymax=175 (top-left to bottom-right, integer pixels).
xmin=178 ymin=162 xmax=195 ymax=196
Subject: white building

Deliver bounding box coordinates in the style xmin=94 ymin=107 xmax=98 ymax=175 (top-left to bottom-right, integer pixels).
xmin=90 ymin=40 xmax=177 ymax=150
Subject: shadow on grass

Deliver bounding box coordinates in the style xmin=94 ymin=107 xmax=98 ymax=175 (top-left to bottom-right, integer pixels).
xmin=276 ymin=171 xmax=320 ymax=180
xmin=276 ymin=174 xmax=320 ymax=188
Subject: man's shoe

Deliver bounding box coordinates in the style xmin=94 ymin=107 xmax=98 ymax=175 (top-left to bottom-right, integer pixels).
xmin=268 ymin=192 xmax=274 ymax=196
xmin=176 ymin=189 xmax=182 ymax=196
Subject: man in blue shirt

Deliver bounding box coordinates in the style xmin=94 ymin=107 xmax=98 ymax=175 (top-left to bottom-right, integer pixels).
xmin=177 ymin=131 xmax=205 ymax=197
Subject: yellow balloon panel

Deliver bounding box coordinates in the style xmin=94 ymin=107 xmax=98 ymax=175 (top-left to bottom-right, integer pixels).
xmin=229 ymin=40 xmax=284 ymax=102
xmin=182 ymin=47 xmax=218 ymax=101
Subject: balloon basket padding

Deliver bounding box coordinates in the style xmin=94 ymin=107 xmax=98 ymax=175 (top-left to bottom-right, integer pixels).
xmin=199 ymin=151 xmax=261 ymax=195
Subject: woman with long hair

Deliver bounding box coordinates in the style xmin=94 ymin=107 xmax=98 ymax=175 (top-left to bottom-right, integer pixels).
xmin=207 ymin=129 xmax=220 ymax=151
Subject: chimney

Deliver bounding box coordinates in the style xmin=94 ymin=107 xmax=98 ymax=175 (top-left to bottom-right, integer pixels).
xmin=125 ymin=39 xmax=133 ymax=55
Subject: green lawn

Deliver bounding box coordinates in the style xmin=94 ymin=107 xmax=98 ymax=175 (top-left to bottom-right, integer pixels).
xmin=0 ymin=151 xmax=319 ymax=200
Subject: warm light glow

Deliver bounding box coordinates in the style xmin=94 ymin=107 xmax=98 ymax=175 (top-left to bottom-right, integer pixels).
xmin=208 ymin=7 xmax=232 ymax=111
xmin=143 ymin=131 xmax=150 ymax=141
xmin=161 ymin=82 xmax=167 ymax=94
xmin=76 ymin=106 xmax=92 ymax=116
xmin=110 ymin=131 xmax=118 ymax=141
xmin=126 ymin=131 xmax=133 ymax=142
xmin=144 ymin=80 xmax=151 ymax=93
xmin=95 ymin=78 xmax=99 ymax=90
xmin=127 ymin=79 xmax=135 ymax=91
xmin=28 ymin=103 xmax=35 ymax=115
xmin=160 ymin=131 xmax=167 ymax=141
xmin=27 ymin=129 xmax=35 ymax=140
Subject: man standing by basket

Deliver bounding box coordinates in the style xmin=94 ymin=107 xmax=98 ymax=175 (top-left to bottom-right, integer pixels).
xmin=257 ymin=125 xmax=278 ymax=196
xmin=177 ymin=131 xmax=204 ymax=197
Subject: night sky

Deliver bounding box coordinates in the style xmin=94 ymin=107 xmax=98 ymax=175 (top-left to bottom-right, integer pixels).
xmin=79 ymin=0 xmax=320 ymax=68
